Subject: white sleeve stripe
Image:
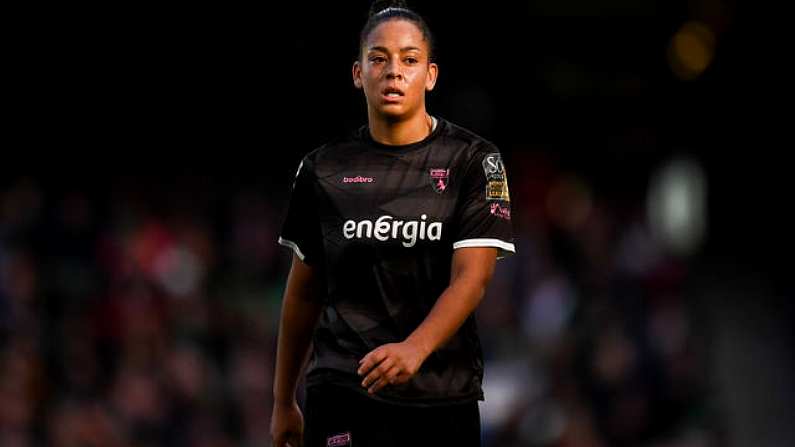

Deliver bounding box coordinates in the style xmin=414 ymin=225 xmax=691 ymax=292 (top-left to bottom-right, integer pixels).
xmin=452 ymin=238 xmax=516 ymax=253
xmin=278 ymin=237 xmax=306 ymax=261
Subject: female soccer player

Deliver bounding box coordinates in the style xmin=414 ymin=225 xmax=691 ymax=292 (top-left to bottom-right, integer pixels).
xmin=270 ymin=1 xmax=515 ymax=446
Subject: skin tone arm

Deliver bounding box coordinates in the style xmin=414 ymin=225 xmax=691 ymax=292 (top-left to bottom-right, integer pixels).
xmin=357 ymin=246 xmax=498 ymax=394
xmin=270 ymin=253 xmax=325 ymax=447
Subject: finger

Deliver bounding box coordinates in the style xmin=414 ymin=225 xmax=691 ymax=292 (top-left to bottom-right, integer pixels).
xmin=368 ymin=374 xmax=389 ymax=394
xmin=358 ymin=348 xmax=386 ymax=373
xmin=362 ymin=357 xmax=394 ymax=388
xmin=371 ymin=365 xmax=402 ymax=393
xmin=390 ymin=368 xmax=412 ymax=385
xmin=368 ymin=363 xmax=403 ymax=393
xmin=358 ymin=349 xmax=387 ymax=377
xmin=384 ymin=364 xmax=402 ymax=385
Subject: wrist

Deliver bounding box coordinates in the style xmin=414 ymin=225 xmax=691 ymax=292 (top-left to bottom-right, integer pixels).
xmin=405 ymin=334 xmax=434 ymax=359
xmin=273 ymin=393 xmax=297 ymax=406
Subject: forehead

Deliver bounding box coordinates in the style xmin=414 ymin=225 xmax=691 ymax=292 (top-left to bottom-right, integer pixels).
xmin=365 ymin=19 xmax=428 ymax=52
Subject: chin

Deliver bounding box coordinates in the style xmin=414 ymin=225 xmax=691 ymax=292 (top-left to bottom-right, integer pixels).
xmin=374 ymin=104 xmax=413 ymax=121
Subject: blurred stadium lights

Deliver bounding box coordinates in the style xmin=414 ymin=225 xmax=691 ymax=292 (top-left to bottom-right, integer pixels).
xmin=668 ymin=21 xmax=716 ymax=81
xmin=153 ymin=245 xmax=204 ymax=298
xmin=646 ymin=155 xmax=708 ymax=257
xmin=481 ymin=359 xmax=544 ymax=434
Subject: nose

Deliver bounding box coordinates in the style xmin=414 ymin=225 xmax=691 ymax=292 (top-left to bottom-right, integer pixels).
xmin=385 ymin=58 xmax=403 ymax=80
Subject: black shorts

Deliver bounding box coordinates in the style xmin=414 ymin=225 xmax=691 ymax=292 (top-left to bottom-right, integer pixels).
xmin=302 ymin=383 xmax=482 ymax=447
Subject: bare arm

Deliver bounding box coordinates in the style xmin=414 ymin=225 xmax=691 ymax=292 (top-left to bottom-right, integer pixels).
xmin=405 ymin=246 xmax=497 ymax=356
xmin=272 ymin=253 xmax=326 ymax=405
xmin=357 ymin=247 xmax=498 ymax=393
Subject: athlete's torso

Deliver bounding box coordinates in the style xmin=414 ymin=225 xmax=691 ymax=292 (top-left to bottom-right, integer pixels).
xmin=281 ymin=116 xmax=514 ymax=406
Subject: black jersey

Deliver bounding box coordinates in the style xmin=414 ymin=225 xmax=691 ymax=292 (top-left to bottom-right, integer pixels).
xmin=278 ymin=115 xmax=516 ymax=407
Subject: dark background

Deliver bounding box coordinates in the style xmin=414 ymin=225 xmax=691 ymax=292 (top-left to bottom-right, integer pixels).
xmin=3 ymin=1 xmax=791 ymax=446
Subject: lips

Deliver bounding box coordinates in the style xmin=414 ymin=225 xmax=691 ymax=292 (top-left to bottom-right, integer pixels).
xmin=381 ymin=86 xmax=405 ymax=102
xmin=382 ymin=86 xmax=405 ymax=96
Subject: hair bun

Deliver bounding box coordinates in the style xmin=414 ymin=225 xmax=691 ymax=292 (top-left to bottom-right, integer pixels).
xmin=368 ymin=0 xmax=410 ymax=17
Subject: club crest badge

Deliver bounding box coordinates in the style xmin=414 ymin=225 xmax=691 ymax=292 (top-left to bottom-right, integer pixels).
xmin=327 ymin=431 xmax=352 ymax=446
xmin=429 ymin=168 xmax=450 ymax=193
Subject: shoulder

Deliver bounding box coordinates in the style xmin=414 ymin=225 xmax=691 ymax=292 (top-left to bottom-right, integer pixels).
xmin=441 ymin=117 xmax=496 ymax=147
xmin=296 ymin=124 xmax=365 ymax=173
xmin=438 ymin=117 xmax=502 ymax=168
xmin=439 ymin=117 xmax=501 ymax=157
xmin=301 ymin=125 xmax=367 ymax=168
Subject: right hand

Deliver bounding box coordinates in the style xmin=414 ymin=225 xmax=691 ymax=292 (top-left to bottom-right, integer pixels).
xmin=270 ymin=400 xmax=304 ymax=447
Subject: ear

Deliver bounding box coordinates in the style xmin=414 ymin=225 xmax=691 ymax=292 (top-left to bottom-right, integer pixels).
xmin=352 ymin=60 xmax=363 ymax=89
xmin=425 ymin=62 xmax=438 ymax=92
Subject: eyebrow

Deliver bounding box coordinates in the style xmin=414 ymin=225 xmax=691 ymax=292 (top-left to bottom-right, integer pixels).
xmin=367 ymin=46 xmax=423 ymax=53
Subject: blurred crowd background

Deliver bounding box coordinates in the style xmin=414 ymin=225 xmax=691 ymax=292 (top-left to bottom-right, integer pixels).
xmin=3 ymin=0 xmax=791 ymax=446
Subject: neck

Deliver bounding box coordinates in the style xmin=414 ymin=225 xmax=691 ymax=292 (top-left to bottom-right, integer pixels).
xmin=367 ymin=109 xmax=433 ymax=146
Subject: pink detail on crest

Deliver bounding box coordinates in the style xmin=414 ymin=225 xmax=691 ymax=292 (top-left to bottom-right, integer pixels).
xmin=430 ymin=168 xmax=450 ymax=193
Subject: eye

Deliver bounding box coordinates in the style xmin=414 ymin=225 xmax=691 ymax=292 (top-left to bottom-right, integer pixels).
xmin=405 ymin=57 xmax=418 ymax=64
xmin=370 ymin=56 xmax=386 ymax=63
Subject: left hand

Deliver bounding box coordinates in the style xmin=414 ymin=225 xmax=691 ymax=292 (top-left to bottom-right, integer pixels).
xmin=357 ymin=340 xmax=429 ymax=394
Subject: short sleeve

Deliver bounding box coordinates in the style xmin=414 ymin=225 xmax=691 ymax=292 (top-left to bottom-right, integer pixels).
xmin=451 ymin=144 xmax=517 ymax=259
xmin=277 ymin=156 xmax=324 ymax=266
